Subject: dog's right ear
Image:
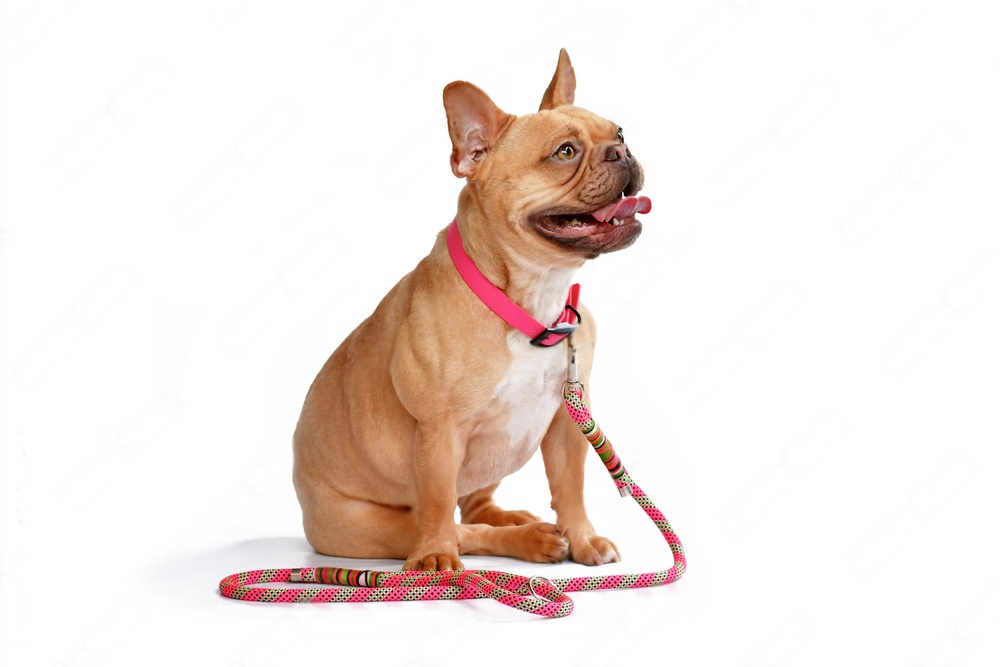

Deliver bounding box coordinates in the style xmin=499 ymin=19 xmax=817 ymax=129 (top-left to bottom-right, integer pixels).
xmin=443 ymin=81 xmax=513 ymax=179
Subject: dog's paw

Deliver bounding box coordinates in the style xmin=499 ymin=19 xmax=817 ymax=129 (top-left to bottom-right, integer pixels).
xmin=565 ymin=530 xmax=621 ymax=566
xmin=403 ymin=550 xmax=465 ymax=572
xmin=513 ymin=522 xmax=570 ymax=563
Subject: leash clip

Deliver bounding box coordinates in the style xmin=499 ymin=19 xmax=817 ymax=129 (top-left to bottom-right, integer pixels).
xmin=563 ymin=334 xmax=585 ymax=398
xmin=566 ymin=334 xmax=579 ymax=384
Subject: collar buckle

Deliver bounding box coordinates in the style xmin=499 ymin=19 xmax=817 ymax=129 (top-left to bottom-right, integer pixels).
xmin=530 ymin=303 xmax=582 ymax=347
xmin=530 ymin=322 xmax=580 ymax=347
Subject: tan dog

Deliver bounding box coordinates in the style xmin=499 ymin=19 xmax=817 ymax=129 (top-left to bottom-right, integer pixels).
xmin=293 ymin=50 xmax=648 ymax=571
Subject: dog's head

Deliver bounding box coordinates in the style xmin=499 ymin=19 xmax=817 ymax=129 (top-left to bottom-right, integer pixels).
xmin=444 ymin=49 xmax=647 ymax=261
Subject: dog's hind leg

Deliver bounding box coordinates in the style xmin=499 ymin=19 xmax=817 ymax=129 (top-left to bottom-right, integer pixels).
xmin=456 ymin=521 xmax=570 ymax=563
xmin=296 ymin=481 xmax=417 ymax=560
xmin=458 ymin=484 xmax=543 ymax=527
xmin=457 ymin=486 xmax=569 ymax=563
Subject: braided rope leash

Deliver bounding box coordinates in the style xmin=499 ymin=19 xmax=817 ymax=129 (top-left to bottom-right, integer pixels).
xmin=219 ymin=347 xmax=685 ymax=617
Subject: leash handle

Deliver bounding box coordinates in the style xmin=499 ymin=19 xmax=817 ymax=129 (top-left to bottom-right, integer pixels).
xmin=219 ymin=388 xmax=685 ymax=617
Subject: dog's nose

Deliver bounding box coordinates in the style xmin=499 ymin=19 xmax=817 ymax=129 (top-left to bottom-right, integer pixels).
xmin=605 ymin=144 xmax=628 ymax=162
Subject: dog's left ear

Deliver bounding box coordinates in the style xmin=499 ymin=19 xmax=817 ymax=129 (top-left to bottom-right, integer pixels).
xmin=443 ymin=81 xmax=514 ymax=179
xmin=539 ymin=48 xmax=576 ymax=111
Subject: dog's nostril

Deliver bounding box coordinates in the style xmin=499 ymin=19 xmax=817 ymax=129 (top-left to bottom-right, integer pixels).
xmin=605 ymin=145 xmax=626 ymax=162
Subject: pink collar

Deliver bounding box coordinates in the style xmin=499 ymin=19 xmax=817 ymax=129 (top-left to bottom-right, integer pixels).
xmin=447 ymin=219 xmax=580 ymax=347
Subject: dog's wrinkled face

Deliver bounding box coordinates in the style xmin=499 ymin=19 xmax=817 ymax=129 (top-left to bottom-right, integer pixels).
xmin=489 ymin=108 xmax=645 ymax=258
xmin=444 ymin=50 xmax=647 ymax=261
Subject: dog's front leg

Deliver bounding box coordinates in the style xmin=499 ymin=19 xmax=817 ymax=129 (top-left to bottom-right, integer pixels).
xmin=541 ymin=400 xmax=621 ymax=565
xmin=403 ymin=420 xmax=465 ymax=571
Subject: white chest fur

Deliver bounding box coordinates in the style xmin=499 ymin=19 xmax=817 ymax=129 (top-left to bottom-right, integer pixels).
xmin=457 ymin=331 xmax=567 ymax=497
xmin=493 ymin=331 xmax=566 ymax=444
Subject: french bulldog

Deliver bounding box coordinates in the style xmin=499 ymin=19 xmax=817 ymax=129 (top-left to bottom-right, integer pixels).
xmin=293 ymin=49 xmax=649 ymax=571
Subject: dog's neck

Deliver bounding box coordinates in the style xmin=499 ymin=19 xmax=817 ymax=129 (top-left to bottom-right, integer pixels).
xmin=505 ymin=251 xmax=579 ymax=329
xmin=456 ymin=204 xmax=582 ymax=326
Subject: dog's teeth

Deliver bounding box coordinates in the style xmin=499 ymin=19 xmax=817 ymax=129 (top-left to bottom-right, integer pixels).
xmin=612 ymin=217 xmax=620 ymax=226
xmin=568 ymin=218 xmax=583 ymax=227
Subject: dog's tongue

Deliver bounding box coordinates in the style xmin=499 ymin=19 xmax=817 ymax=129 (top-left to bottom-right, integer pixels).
xmin=590 ymin=196 xmax=652 ymax=223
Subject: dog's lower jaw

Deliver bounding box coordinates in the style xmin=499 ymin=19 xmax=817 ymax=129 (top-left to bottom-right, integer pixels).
xmin=532 ymin=217 xmax=643 ymax=258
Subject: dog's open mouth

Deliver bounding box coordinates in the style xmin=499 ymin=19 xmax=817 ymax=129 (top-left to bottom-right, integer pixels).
xmin=533 ymin=195 xmax=652 ymax=240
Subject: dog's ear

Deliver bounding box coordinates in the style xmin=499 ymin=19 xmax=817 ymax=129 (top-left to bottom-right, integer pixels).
xmin=443 ymin=82 xmax=513 ymax=179
xmin=539 ymin=48 xmax=576 ymax=111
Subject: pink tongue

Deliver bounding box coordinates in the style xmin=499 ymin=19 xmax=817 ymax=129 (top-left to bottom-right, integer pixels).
xmin=590 ymin=196 xmax=652 ymax=223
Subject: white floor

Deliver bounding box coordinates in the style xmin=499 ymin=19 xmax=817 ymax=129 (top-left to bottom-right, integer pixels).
xmin=2 ymin=2 xmax=999 ymax=665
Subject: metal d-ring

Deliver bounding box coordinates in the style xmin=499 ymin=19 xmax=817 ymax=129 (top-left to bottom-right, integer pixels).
xmin=528 ymin=575 xmax=554 ymax=602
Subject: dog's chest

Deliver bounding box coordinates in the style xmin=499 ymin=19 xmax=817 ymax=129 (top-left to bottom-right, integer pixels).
xmin=458 ymin=332 xmax=566 ymax=496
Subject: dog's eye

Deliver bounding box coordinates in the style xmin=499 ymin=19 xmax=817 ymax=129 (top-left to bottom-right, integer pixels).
xmin=617 ymin=128 xmax=625 ymax=144
xmin=555 ymin=144 xmax=576 ymax=160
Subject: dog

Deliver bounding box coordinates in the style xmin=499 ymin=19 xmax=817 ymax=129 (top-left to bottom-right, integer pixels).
xmin=293 ymin=49 xmax=649 ymax=571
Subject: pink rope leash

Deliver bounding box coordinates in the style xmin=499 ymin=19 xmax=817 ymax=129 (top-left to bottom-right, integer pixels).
xmin=219 ymin=384 xmax=686 ymax=618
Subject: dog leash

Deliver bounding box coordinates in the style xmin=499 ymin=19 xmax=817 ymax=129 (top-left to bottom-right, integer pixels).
xmin=219 ymin=337 xmax=686 ymax=617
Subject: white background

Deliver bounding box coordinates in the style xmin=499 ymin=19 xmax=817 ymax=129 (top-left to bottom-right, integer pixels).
xmin=2 ymin=1 xmax=999 ymax=665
